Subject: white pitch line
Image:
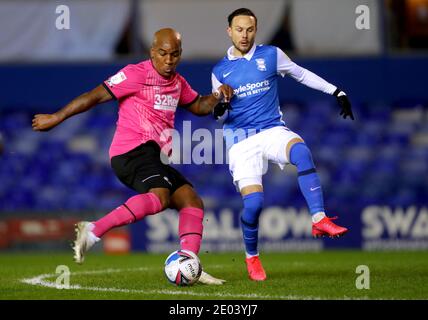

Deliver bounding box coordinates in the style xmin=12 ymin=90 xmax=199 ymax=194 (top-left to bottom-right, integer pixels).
xmin=20 ymin=267 xmax=365 ymax=300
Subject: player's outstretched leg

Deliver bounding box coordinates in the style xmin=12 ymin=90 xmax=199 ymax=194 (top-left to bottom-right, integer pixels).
xmin=289 ymin=142 xmax=348 ymax=238
xmin=73 ymin=192 xmax=163 ymax=264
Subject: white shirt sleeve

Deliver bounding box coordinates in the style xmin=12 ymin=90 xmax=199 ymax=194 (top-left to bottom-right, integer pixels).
xmin=211 ymin=73 xmax=222 ymax=94
xmin=276 ymin=47 xmax=337 ymax=95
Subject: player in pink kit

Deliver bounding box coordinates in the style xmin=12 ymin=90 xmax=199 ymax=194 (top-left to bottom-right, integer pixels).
xmin=32 ymin=28 xmax=233 ymax=285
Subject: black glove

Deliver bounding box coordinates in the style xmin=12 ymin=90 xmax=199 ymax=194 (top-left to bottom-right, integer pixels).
xmin=334 ymin=88 xmax=354 ymax=120
xmin=213 ymin=102 xmax=232 ymax=120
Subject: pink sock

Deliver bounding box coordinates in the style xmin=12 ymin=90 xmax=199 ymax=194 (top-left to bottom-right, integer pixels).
xmin=178 ymin=207 xmax=204 ymax=255
xmin=93 ymin=192 xmax=162 ymax=238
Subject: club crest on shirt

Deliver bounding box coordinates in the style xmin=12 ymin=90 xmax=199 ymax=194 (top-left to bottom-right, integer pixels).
xmin=255 ymin=58 xmax=266 ymax=71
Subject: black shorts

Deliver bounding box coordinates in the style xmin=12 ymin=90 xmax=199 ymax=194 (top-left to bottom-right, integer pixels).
xmin=111 ymin=141 xmax=192 ymax=195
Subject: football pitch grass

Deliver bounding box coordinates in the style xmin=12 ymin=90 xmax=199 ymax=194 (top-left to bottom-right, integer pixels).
xmin=1 ymin=250 xmax=427 ymax=300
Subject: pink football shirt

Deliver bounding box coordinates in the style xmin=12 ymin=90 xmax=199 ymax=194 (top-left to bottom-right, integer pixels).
xmin=103 ymin=60 xmax=198 ymax=159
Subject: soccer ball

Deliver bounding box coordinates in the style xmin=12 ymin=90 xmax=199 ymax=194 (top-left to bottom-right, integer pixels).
xmin=164 ymin=249 xmax=202 ymax=286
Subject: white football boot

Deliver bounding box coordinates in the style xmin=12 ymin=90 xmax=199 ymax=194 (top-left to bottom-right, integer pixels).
xmin=72 ymin=221 xmax=100 ymax=264
xmin=197 ymin=270 xmax=226 ymax=285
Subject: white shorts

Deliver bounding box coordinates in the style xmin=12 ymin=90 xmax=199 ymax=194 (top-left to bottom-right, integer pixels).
xmin=228 ymin=126 xmax=302 ymax=191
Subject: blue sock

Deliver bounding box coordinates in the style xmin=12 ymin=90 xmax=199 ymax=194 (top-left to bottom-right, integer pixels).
xmin=240 ymin=192 xmax=264 ymax=256
xmin=290 ymin=143 xmax=325 ymax=215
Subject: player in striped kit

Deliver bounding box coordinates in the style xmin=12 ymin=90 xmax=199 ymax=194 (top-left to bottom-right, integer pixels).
xmin=32 ymin=28 xmax=232 ymax=285
xmin=212 ymin=8 xmax=354 ymax=281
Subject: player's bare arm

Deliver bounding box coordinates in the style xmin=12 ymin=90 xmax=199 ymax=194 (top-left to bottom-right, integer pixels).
xmin=32 ymin=84 xmax=112 ymax=131
xmin=186 ymin=83 xmax=233 ymax=116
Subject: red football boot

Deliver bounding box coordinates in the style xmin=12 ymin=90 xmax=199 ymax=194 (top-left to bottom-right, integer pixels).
xmin=312 ymin=216 xmax=348 ymax=238
xmin=245 ymin=256 xmax=267 ymax=281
